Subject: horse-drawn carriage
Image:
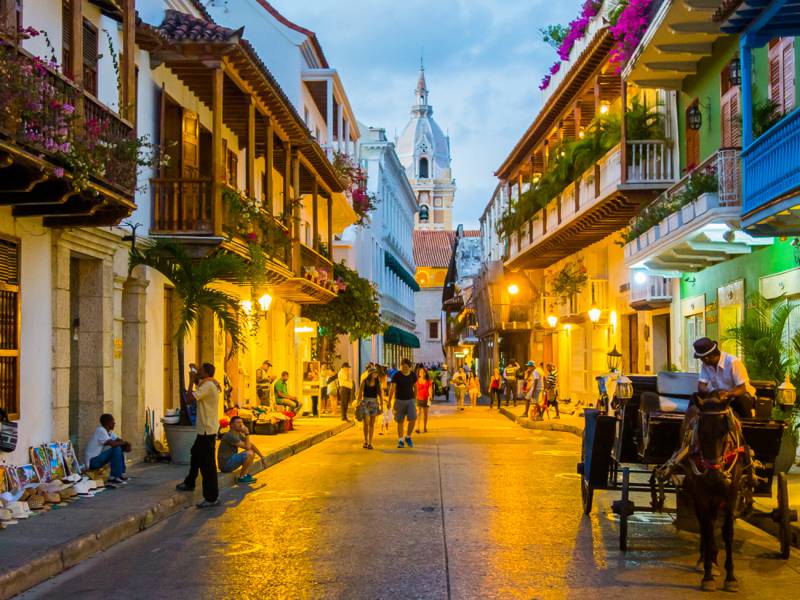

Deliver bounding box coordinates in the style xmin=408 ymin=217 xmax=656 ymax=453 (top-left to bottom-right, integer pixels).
xmin=576 ymin=372 xmax=796 ymax=559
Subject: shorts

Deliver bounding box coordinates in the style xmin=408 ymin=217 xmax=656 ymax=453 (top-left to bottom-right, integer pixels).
xmin=394 ymin=398 xmax=417 ymax=422
xmin=362 ymin=397 xmax=380 ymax=417
xmin=416 ymin=399 xmax=430 ymax=408
xmin=221 ymin=452 xmax=249 ymax=473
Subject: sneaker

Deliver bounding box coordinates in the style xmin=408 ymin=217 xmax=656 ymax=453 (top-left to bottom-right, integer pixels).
xmin=405 ymin=436 xmax=414 ymax=448
xmin=397 ymin=439 xmax=405 ymax=448
xmin=108 ymin=477 xmax=127 ymax=485
xmin=235 ymin=475 xmax=255 ymax=484
xmin=196 ymin=499 xmax=220 ymax=508
xmin=176 ymin=483 xmax=195 ymax=492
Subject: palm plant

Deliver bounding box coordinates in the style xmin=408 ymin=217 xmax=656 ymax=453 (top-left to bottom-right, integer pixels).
xmin=723 ymin=292 xmax=797 ymax=385
xmin=129 ymin=239 xmax=249 ymax=423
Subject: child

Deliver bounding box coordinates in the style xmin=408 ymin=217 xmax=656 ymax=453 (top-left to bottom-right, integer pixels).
xmin=380 ymin=401 xmax=393 ymax=435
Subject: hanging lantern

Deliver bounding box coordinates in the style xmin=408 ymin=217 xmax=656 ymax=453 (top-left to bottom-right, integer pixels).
xmin=728 ymin=57 xmax=741 ymax=87
xmin=687 ymin=104 xmax=702 ymax=131
xmin=616 ymin=373 xmax=634 ymax=401
xmin=588 ymin=307 xmax=602 ymax=323
xmin=607 ymin=345 xmax=622 ymax=373
xmin=777 ymin=373 xmax=797 ymax=407
xmin=546 ymin=314 xmax=558 ymax=328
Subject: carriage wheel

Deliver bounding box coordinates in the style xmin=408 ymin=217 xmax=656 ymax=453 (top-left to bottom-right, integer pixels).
xmin=778 ymin=473 xmax=792 ymax=559
xmin=619 ymin=467 xmax=631 ymax=552
xmin=582 ymin=474 xmax=594 ymax=515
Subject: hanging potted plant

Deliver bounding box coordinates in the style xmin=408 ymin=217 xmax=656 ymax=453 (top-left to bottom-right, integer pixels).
xmin=550 ymin=258 xmax=589 ymax=307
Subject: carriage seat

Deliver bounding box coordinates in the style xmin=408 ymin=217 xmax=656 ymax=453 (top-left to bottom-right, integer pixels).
xmin=640 ymin=371 xmax=697 ymax=414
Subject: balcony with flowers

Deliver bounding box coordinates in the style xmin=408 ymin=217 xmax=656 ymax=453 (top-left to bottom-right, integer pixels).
xmin=331 ymin=151 xmax=375 ymax=226
xmin=0 ymin=27 xmax=140 ymax=226
xmin=622 ymin=148 xmax=771 ymax=274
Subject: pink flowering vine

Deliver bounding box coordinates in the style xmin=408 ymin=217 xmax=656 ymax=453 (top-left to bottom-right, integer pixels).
xmin=540 ymin=0 xmax=600 ymax=91
xmin=609 ymin=0 xmax=654 ymax=72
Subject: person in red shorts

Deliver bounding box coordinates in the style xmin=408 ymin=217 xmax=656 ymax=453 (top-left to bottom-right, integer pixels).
xmin=415 ymin=366 xmax=433 ymax=434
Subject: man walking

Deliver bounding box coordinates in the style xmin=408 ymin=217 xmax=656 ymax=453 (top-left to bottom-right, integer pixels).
xmin=503 ymin=360 xmax=518 ymax=407
xmin=390 ymin=358 xmax=417 ymax=448
xmin=338 ymin=362 xmax=354 ymax=421
xmin=177 ymin=362 xmax=221 ymax=508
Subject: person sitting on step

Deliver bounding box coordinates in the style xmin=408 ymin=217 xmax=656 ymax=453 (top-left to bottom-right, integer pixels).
xmin=217 ymin=416 xmax=264 ymax=484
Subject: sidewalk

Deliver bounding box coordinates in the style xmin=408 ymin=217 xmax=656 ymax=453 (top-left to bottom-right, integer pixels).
xmin=497 ymin=402 xmax=800 ymax=549
xmin=0 ymin=417 xmax=352 ymax=600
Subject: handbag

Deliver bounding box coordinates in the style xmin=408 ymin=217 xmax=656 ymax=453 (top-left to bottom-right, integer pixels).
xmin=355 ymin=401 xmax=366 ymax=422
xmin=0 ymin=408 xmax=18 ymax=453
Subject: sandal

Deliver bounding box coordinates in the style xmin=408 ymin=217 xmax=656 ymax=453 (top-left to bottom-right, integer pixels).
xmin=363 ymin=443 xmax=368 ymax=449
xmin=367 ymin=444 xmax=373 ymax=450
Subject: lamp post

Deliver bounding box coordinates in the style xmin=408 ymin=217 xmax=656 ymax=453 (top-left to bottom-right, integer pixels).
xmin=607 ymin=345 xmax=622 ymax=373
xmin=588 ymin=307 xmax=602 ymax=324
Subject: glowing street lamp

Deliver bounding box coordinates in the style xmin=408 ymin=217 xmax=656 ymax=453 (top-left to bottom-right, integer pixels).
xmin=546 ymin=314 xmax=558 ymax=328
xmin=607 ymin=345 xmax=622 ymax=373
xmin=258 ymin=293 xmax=273 ymax=312
xmin=588 ymin=307 xmax=602 ymax=323
xmin=633 ymin=270 xmax=648 ymax=285
xmin=507 ymin=283 xmax=520 ymax=296
xmin=616 ymin=373 xmax=633 ymax=401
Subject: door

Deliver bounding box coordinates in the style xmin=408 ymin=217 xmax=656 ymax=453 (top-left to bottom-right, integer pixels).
xmin=652 ymin=314 xmax=671 ymax=373
xmin=163 ymin=286 xmax=174 ymax=411
xmin=718 ymin=280 xmax=744 ymax=356
xmin=622 ymin=313 xmax=638 ymax=374
xmin=685 ymin=314 xmax=705 ymax=373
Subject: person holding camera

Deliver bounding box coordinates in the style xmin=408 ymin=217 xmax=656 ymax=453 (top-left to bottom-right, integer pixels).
xmin=84 ymin=413 xmax=131 ymax=486
xmin=177 ymin=362 xmax=222 ymax=508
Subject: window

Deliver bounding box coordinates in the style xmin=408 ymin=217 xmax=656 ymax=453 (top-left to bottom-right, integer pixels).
xmin=418 ymin=157 xmax=429 ymax=178
xmin=0 ymin=237 xmax=20 ymax=420
xmin=769 ymin=38 xmax=795 ymax=115
xmin=427 ymin=320 xmax=440 ymax=341
xmin=61 ymin=6 xmax=99 ymax=95
xmin=419 ymin=204 xmax=430 ymax=222
xmin=720 ymin=62 xmax=741 ymax=148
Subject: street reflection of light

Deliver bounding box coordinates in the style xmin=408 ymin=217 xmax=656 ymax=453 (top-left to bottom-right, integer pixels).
xmin=258 ymin=294 xmax=273 ymax=312
xmin=588 ymin=307 xmax=602 ymax=323
xmin=240 ymin=300 xmax=253 ymax=314
xmin=547 ymin=314 xmax=558 ymax=328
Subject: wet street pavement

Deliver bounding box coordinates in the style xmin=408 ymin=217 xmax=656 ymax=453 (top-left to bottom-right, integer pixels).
xmin=19 ymin=405 xmax=800 ymax=599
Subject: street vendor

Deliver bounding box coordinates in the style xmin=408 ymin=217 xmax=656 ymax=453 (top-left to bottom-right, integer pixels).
xmin=693 ymin=337 xmax=755 ymax=419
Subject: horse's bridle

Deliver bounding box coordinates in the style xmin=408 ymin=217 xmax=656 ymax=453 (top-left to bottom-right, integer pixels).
xmin=689 ymin=408 xmax=744 ymax=479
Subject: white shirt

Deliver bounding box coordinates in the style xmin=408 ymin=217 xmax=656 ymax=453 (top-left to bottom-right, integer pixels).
xmin=85 ymin=426 xmax=117 ymax=465
xmin=698 ymin=351 xmax=755 ymax=396
xmin=440 ymin=371 xmax=449 ymax=386
xmin=526 ymin=369 xmax=543 ymax=399
xmin=338 ymin=368 xmax=353 ymax=389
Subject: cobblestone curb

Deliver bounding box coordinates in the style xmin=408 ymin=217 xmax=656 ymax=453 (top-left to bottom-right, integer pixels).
xmin=0 ymin=421 xmax=353 ymax=600
xmin=498 ymin=407 xmax=583 ymax=437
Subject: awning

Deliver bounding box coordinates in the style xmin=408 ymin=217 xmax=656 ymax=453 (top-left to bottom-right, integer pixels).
xmin=384 ymin=252 xmax=420 ymax=292
xmin=384 ymin=325 xmax=420 ymax=349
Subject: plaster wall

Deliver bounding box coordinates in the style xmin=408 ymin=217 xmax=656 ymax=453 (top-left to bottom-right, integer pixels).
xmin=414 ymin=288 xmax=444 ymax=366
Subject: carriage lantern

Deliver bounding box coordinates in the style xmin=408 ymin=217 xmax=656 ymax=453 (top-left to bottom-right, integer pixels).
xmin=616 ymin=373 xmax=634 ymax=401
xmin=606 ymin=346 xmax=622 ymax=373
xmin=776 ymin=373 xmax=797 ymax=407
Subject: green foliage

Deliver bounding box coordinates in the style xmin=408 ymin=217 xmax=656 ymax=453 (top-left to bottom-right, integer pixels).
xmin=723 ymin=293 xmax=797 ymax=385
xmin=303 ymin=261 xmax=384 ymax=343
xmin=752 ymin=97 xmax=784 ymax=138
xmin=550 ymin=257 xmax=589 ymax=300
xmin=539 ymin=24 xmax=569 ymax=49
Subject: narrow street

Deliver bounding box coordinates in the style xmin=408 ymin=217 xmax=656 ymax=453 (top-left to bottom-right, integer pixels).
xmin=19 ymin=407 xmax=800 ymax=600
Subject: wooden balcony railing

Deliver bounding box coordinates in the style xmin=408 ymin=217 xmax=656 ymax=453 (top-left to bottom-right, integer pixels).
xmin=0 ymin=45 xmax=136 ymax=192
xmin=151 ymin=177 xmax=213 ymax=234
xmin=301 ymin=243 xmax=333 ymax=276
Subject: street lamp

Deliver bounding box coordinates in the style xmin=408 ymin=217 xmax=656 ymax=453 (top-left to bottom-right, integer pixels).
xmin=687 ymin=104 xmax=702 ymax=130
xmin=588 ymin=307 xmax=602 ymax=323
xmin=777 ymin=373 xmax=797 ymax=407
xmin=607 ymin=345 xmax=622 ymax=373
xmin=728 ymin=57 xmax=741 ymax=86
xmin=546 ymin=314 xmax=558 ymax=328
xmin=507 ymin=283 xmax=520 ymax=296
xmin=633 ymin=270 xmax=648 ymax=285
xmin=599 ymin=101 xmax=610 ymax=115
xmin=616 ymin=373 xmax=634 ymax=401
xmin=258 ymin=293 xmax=273 ymax=312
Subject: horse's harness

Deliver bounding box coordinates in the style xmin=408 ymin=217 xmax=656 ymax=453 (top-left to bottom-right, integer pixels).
xmin=686 ymin=408 xmax=744 ymax=480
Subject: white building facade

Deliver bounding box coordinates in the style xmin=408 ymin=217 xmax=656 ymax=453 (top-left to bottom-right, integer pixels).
xmin=349 ymin=127 xmax=418 ymax=369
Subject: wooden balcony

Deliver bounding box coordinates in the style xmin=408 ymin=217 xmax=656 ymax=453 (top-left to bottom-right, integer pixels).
xmin=0 ymin=45 xmax=136 ymax=226
xmin=150 ymin=178 xmax=294 ymax=284
xmin=505 ymin=140 xmax=674 ymax=269
xmin=556 ymin=279 xmax=609 ymax=323
xmin=629 ymin=273 xmax=673 ymax=311
xmin=271 ymin=243 xmax=337 ymax=304
xmin=741 ymin=108 xmax=800 ymax=236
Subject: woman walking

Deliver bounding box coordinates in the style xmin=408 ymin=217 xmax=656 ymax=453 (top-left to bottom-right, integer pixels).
xmin=489 ymin=368 xmax=503 ymax=409
xmin=355 ymin=367 xmax=383 ymax=449
xmin=415 ymin=366 xmax=433 ymax=433
xmin=452 ymin=367 xmax=468 ymax=411
xmin=468 ymin=371 xmax=481 ymax=407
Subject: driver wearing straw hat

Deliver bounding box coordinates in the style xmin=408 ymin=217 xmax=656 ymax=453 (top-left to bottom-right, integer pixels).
xmin=693 ymin=337 xmax=755 ymax=419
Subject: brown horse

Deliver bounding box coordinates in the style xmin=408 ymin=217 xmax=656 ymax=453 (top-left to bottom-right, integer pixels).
xmin=681 ymin=392 xmax=746 ymax=592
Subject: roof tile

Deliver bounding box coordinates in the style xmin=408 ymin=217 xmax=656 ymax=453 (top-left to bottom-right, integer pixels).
xmin=413 ymin=230 xmax=456 ymax=268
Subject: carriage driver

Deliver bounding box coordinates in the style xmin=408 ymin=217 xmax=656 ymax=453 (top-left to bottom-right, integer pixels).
xmin=693 ymin=337 xmax=755 ymax=420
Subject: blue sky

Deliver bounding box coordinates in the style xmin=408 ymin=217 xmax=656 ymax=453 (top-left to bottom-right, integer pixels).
xmin=270 ymin=0 xmax=581 ymax=229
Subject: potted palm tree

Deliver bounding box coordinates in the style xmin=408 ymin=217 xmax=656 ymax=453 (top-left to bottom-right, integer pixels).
xmin=725 ymin=293 xmax=799 ymax=472
xmin=130 ymin=239 xmax=248 ymax=464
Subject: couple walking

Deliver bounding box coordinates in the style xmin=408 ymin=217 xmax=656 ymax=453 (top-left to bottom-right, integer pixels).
xmin=355 ymin=358 xmax=433 ymax=449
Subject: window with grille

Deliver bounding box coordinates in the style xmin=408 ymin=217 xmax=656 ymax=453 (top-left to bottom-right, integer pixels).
xmin=0 ymin=238 xmax=20 ymax=420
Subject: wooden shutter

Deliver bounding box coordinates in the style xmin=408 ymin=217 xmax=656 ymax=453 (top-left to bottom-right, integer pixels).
xmin=62 ymin=1 xmax=73 ymax=78
xmin=782 ymin=38 xmax=795 ymax=112
xmin=721 ymin=86 xmax=741 ymax=148
xmin=82 ymin=19 xmax=98 ymax=95
xmin=769 ymin=40 xmax=782 ymax=109
xmin=0 ymin=238 xmax=20 ymax=420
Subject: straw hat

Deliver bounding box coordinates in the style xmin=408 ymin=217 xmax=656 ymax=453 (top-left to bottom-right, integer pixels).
xmin=74 ymin=479 xmax=95 ymax=497
xmin=0 ymin=507 xmax=16 ymax=523
xmin=27 ymin=493 xmax=45 ymax=510
xmin=44 ymin=492 xmax=61 ymax=504
xmin=8 ymin=501 xmax=32 ymax=519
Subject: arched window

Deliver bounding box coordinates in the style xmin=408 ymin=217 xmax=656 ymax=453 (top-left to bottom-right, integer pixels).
xmin=419 ymin=157 xmax=429 ymax=178
xmin=419 ymin=204 xmax=430 ymax=222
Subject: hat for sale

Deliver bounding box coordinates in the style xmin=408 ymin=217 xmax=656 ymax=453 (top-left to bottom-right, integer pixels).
xmin=693 ymin=337 xmax=718 ymax=358
xmin=8 ymin=501 xmax=32 ymax=519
